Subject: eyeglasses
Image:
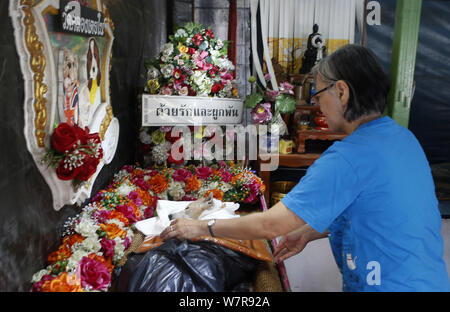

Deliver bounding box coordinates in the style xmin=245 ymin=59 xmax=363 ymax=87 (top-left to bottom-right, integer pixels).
xmin=312 ymin=82 xmax=335 ymax=102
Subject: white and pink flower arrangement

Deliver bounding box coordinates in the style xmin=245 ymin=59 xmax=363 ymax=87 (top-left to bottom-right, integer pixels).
xmin=30 ymin=162 xmax=265 ymax=292
xmin=144 ymin=22 xmax=238 ymax=98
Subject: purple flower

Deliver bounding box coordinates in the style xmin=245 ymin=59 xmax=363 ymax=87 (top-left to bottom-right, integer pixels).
xmin=266 ymin=90 xmax=279 ymax=101
xmin=172 ymin=168 xmax=193 ymax=182
xmin=122 ymin=237 xmax=131 ymax=250
xmin=116 ymin=204 xmax=138 ymax=224
xmin=251 ymin=102 xmax=273 ymax=124
xmin=94 ymin=209 xmax=111 ymax=224
xmin=279 ymin=82 xmax=294 ymax=95
xmin=79 ymin=257 xmax=111 ymax=291
xmin=144 ymin=206 xmax=154 ymax=219
xmin=127 ymin=191 xmax=143 ymax=206
xmin=181 ymin=195 xmax=198 ymax=201
xmin=195 ymin=166 xmax=213 ymax=179
xmin=133 ymin=178 xmax=150 ymax=191
xmin=243 ymin=183 xmax=261 ymax=204
xmin=100 ymin=238 xmax=116 ymax=258
xmin=219 ymin=169 xmax=232 ymax=183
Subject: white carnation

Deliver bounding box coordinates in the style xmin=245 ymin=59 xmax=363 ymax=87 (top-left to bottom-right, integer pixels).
xmin=75 ymin=218 xmax=99 ymax=238
xmin=161 ymin=64 xmax=174 ymax=78
xmin=116 ymin=183 xmax=136 ymax=197
xmin=174 ymin=28 xmax=188 ymax=38
xmin=80 ymin=236 xmax=101 ymax=253
xmin=162 ymin=43 xmax=174 ymax=56
xmin=67 ymin=249 xmax=90 ymax=270
xmin=113 ymin=237 xmax=125 ymax=262
xmin=31 ymin=269 xmax=50 ymax=283
xmin=168 ymin=181 xmax=186 ymax=201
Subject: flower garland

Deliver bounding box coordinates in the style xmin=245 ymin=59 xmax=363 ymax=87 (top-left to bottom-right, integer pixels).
xmin=30 ymin=162 xmax=265 ymax=292
xmin=42 ymin=122 xmax=103 ymax=183
xmin=144 ymin=22 xmax=238 ymax=98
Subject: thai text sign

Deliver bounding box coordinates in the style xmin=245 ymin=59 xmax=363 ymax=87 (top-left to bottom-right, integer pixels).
xmin=60 ymin=0 xmax=105 ymax=36
xmin=142 ymin=95 xmax=244 ymax=126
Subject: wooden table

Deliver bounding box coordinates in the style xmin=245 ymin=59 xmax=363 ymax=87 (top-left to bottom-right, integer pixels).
xmin=296 ymin=129 xmax=347 ymax=153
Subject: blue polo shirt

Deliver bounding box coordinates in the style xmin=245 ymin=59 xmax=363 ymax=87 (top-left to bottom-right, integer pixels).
xmin=282 ymin=116 xmax=449 ymax=291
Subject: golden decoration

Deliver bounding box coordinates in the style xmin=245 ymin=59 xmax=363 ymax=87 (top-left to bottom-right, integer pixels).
xmin=21 ymin=0 xmax=48 ymax=147
xmin=99 ymin=105 xmax=113 ymax=140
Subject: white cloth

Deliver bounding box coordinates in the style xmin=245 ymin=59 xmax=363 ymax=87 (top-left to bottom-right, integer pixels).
xmin=135 ymin=199 xmax=240 ymax=236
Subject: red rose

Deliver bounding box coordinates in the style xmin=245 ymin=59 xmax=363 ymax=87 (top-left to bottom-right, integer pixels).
xmin=187 ymin=86 xmax=197 ymax=96
xmin=56 ymin=158 xmax=81 ymax=181
xmin=206 ymin=29 xmax=214 ymax=38
xmin=211 ymin=83 xmax=224 ymax=94
xmin=51 ymin=123 xmax=80 ymax=153
xmin=187 ymin=48 xmax=196 ymax=55
xmin=72 ymin=124 xmax=91 ymax=145
xmin=141 ymin=144 xmax=151 ymax=154
xmin=193 ymin=33 xmax=203 ymax=45
xmin=75 ymin=155 xmax=100 ymax=181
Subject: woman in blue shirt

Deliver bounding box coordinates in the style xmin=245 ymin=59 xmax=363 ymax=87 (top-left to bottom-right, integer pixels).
xmin=161 ymin=44 xmax=450 ymax=291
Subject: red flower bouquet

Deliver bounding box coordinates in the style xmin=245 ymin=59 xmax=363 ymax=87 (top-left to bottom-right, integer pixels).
xmin=42 ymin=123 xmax=103 ymax=183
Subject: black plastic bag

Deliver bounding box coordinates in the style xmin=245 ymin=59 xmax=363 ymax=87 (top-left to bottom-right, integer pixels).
xmin=114 ymin=239 xmax=261 ymax=292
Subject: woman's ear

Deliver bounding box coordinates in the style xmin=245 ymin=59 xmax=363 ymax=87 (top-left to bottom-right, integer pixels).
xmin=335 ymin=80 xmax=350 ymax=111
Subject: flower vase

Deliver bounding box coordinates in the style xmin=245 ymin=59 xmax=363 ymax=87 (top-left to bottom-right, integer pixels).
xmin=270 ymin=112 xmax=288 ymax=136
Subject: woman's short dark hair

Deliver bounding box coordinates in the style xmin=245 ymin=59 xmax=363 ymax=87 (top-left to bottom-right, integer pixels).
xmin=311 ymin=44 xmax=390 ymax=122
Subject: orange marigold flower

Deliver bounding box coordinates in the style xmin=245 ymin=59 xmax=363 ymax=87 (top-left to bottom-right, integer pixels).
xmin=47 ymin=244 xmax=72 ymax=264
xmin=62 ymin=233 xmax=84 ymax=248
xmin=100 ymin=223 xmax=127 ymax=239
xmin=108 ymin=211 xmax=129 ymax=227
xmin=205 ymin=189 xmax=224 ymax=200
xmin=136 ymin=189 xmax=155 ymax=207
xmin=45 ymin=273 xmax=83 ymax=292
xmin=231 ymin=173 xmax=243 ymax=183
xmin=148 ymin=174 xmax=169 ymax=194
xmin=132 ymin=169 xmax=145 ymax=177
xmin=88 ymin=254 xmax=114 ymax=273
xmin=184 ymin=174 xmax=201 ymax=194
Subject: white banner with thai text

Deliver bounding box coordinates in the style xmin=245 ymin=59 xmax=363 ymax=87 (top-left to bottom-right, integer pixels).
xmin=142 ymin=95 xmax=244 ymax=126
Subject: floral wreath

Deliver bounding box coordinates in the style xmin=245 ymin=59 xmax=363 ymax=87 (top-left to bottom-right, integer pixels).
xmin=30 ymin=162 xmax=265 ymax=292
xmin=144 ymin=22 xmax=238 ymax=98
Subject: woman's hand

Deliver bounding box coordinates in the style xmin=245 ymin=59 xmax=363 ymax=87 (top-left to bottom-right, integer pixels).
xmin=160 ymin=218 xmax=208 ymax=241
xmin=273 ymin=225 xmax=328 ymax=262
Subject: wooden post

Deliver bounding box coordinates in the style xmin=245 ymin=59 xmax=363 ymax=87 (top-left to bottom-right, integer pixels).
xmin=387 ymin=0 xmax=422 ymax=128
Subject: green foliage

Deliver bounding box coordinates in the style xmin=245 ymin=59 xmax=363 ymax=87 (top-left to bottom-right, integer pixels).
xmin=244 ymin=92 xmax=263 ymax=109
xmin=275 ymin=93 xmax=296 ymax=114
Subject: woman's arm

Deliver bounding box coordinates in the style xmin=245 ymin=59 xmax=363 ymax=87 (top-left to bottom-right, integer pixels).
xmin=273 ymin=225 xmax=329 ymax=262
xmin=160 ymin=201 xmax=306 ymax=241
